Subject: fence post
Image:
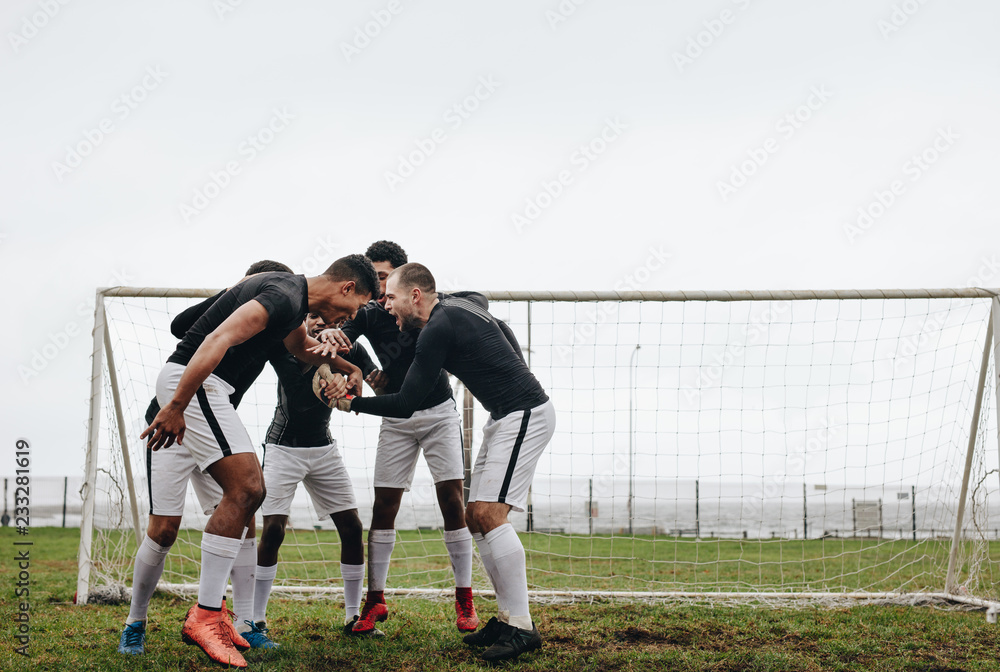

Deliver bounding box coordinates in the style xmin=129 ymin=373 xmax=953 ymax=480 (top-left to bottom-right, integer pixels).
xmin=803 ymin=483 xmax=808 ymax=540
xmin=695 ymin=479 xmax=700 ymax=538
xmin=588 ymin=478 xmax=593 ymax=536
xmin=62 ymin=476 xmax=68 ymax=528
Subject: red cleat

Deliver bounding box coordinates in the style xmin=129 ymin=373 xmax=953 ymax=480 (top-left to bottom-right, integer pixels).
xmin=455 ymin=587 xmax=479 ymax=632
xmin=352 ymin=600 xmax=388 ymax=636
xmin=181 ymin=604 xmax=248 ymax=669
xmin=219 ymin=598 xmax=251 ymax=651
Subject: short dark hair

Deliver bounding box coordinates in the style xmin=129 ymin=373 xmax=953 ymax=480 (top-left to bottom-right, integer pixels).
xmin=365 ymin=240 xmax=408 ymax=270
xmin=390 ymin=262 xmax=436 ymax=295
xmin=245 ymin=260 xmax=293 ymax=275
xmin=323 ymin=254 xmax=379 ymax=299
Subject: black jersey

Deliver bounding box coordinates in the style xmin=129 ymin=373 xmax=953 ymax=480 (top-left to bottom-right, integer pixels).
xmin=351 ymin=293 xmax=548 ymax=420
xmin=264 ymin=348 xmax=333 ymax=447
xmin=341 ymin=300 xmax=453 ymax=410
xmin=166 ymin=273 xmax=308 ymax=389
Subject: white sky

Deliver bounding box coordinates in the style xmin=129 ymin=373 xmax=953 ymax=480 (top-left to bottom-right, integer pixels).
xmin=2 ymin=0 xmax=999 ymax=478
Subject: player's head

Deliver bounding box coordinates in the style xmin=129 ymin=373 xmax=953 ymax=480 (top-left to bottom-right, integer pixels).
xmin=245 ymin=260 xmax=293 ymax=275
xmin=384 ymin=262 xmax=436 ymax=331
xmin=365 ymin=240 xmax=408 ymax=306
xmin=305 ymin=312 xmax=326 ymax=338
xmin=312 ymin=254 xmax=379 ymax=324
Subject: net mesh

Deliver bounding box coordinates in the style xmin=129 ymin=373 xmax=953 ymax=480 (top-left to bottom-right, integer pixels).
xmin=83 ymin=291 xmax=1000 ymax=605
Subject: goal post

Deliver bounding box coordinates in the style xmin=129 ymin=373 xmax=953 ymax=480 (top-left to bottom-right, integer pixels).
xmin=78 ymin=286 xmax=1000 ymax=611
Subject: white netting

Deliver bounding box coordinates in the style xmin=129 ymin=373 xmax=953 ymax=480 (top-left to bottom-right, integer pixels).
xmin=81 ymin=290 xmax=1000 ymax=606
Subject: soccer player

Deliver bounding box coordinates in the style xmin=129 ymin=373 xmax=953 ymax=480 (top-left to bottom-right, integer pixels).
xmin=323 ymin=241 xmax=478 ymax=637
xmin=250 ymin=310 xmax=374 ymax=645
xmin=118 ymin=260 xmax=293 ymax=656
xmin=323 ymin=263 xmax=555 ymax=663
xmin=141 ymin=255 xmax=377 ymax=668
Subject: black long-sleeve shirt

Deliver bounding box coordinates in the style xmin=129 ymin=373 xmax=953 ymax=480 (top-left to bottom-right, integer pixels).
xmin=350 ymin=293 xmax=548 ymax=420
xmin=340 ymin=300 xmax=453 ymax=411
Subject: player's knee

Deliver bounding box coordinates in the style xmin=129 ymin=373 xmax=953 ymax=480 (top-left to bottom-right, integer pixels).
xmin=260 ymin=520 xmax=286 ymax=547
xmin=146 ymin=516 xmax=181 ymax=547
xmin=232 ymin=482 xmax=265 ymax=512
xmin=334 ymin=514 xmax=364 ymax=544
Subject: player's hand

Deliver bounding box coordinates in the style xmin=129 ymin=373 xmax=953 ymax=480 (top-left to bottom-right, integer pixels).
xmin=346 ymin=369 xmax=365 ymax=398
xmin=319 ymin=374 xmax=348 ymax=401
xmin=365 ymin=370 xmax=388 ymax=395
xmin=312 ymin=328 xmax=352 ymax=356
xmin=140 ymin=403 xmax=186 ymax=451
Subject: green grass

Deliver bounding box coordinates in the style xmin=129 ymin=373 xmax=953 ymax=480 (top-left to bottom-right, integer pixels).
xmin=3 ymin=528 xmax=1000 ymax=671
xmin=95 ymin=526 xmax=1000 ymax=595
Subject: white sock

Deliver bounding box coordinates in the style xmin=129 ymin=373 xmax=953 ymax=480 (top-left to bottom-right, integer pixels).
xmin=485 ymin=524 xmax=531 ymax=630
xmin=368 ymin=529 xmax=395 ymax=593
xmin=126 ymin=536 xmax=172 ymax=623
xmin=253 ymin=564 xmax=278 ymax=624
xmin=198 ymin=533 xmax=243 ymax=610
xmin=230 ymin=536 xmax=256 ymax=633
xmin=341 ymin=563 xmax=365 ymax=622
xmin=473 ymin=532 xmax=506 ymax=615
xmin=444 ymin=528 xmax=474 ymax=589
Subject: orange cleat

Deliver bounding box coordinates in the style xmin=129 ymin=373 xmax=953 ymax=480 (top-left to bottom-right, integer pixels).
xmin=181 ymin=603 xmax=248 ymax=669
xmin=455 ymin=587 xmax=479 ymax=632
xmin=219 ymin=598 xmax=251 ymax=651
xmin=352 ymin=600 xmax=388 ymax=636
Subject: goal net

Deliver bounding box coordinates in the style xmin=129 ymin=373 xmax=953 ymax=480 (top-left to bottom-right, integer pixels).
xmin=78 ymin=288 xmax=1000 ymax=610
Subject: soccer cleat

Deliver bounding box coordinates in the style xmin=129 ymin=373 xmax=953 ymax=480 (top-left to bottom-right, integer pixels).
xmin=455 ymin=588 xmax=479 ymax=632
xmin=343 ymin=615 xmax=360 ymax=635
xmin=241 ymin=620 xmax=279 ymax=649
xmin=219 ymin=600 xmax=251 ymax=651
xmin=481 ymin=622 xmax=542 ymax=663
xmin=351 ymin=600 xmax=388 ymax=636
xmin=117 ymin=620 xmax=146 ymax=655
xmin=462 ymin=616 xmax=504 ymax=647
xmin=181 ymin=604 xmax=248 ymax=669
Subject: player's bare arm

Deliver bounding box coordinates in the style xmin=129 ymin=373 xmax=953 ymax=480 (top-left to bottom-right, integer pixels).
xmin=141 ymin=300 xmax=271 ymax=451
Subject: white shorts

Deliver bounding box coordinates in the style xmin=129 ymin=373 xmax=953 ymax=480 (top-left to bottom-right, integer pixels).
xmin=155 ymin=362 xmax=257 ymax=472
xmin=469 ymin=400 xmax=556 ymax=513
xmin=147 ymin=440 xmax=223 ymax=516
xmin=374 ymin=397 xmax=464 ymax=491
xmin=260 ymin=442 xmax=358 ymax=518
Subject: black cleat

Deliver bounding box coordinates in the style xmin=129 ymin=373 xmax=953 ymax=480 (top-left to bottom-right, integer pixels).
xmin=481 ymin=622 xmax=542 ymax=663
xmin=462 ymin=616 xmax=504 ymax=647
xmin=343 ymin=616 xmax=359 ymax=635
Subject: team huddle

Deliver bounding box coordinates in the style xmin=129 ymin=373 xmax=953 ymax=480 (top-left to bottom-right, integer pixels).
xmin=120 ymin=242 xmax=556 ymax=667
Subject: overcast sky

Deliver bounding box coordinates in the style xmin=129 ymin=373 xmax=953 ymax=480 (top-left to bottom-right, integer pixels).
xmin=2 ymin=0 xmax=999 ymax=479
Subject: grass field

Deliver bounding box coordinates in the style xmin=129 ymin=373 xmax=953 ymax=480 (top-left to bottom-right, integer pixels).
xmin=3 ymin=527 xmax=1000 ymax=671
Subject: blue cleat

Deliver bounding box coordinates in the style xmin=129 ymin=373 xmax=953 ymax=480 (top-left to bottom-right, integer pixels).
xmin=241 ymin=620 xmax=280 ymax=649
xmin=117 ymin=620 xmax=146 ymax=655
